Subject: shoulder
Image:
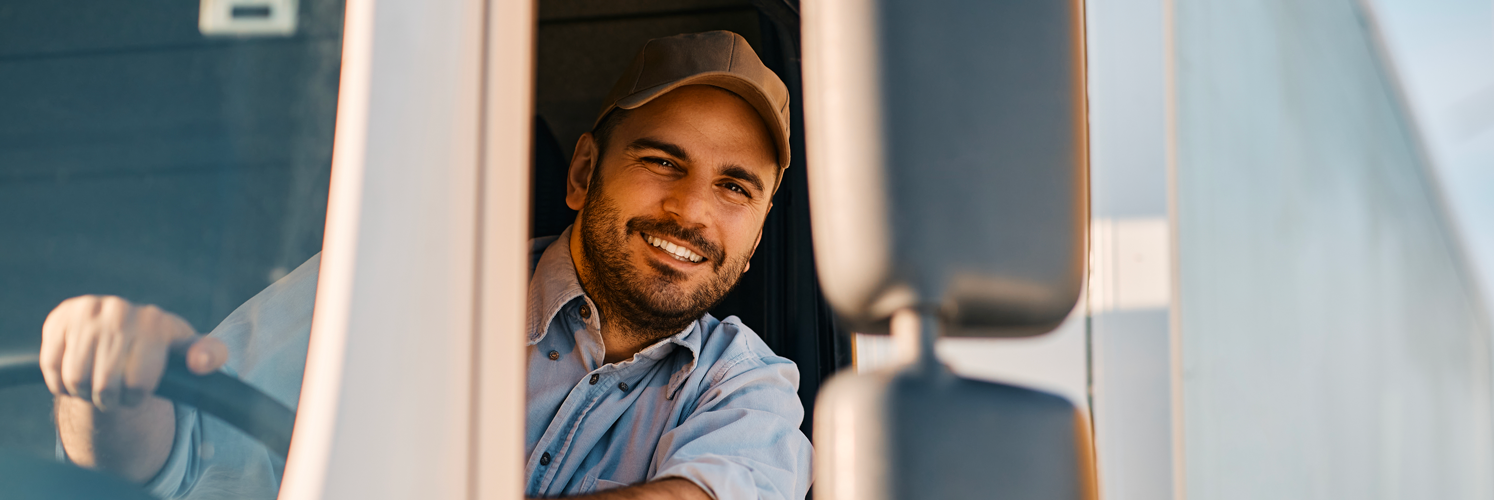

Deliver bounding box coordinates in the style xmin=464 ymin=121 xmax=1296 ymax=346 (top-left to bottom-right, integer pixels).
xmin=214 ymin=252 xmax=321 ymax=338
xmin=695 ymin=314 xmax=799 ymax=388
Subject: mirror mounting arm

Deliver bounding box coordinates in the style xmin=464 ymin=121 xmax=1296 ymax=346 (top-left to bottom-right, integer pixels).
xmin=889 ymin=308 xmax=945 ymax=371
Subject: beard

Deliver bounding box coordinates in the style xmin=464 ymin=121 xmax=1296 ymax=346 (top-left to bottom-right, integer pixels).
xmin=577 ymin=186 xmax=751 ymax=344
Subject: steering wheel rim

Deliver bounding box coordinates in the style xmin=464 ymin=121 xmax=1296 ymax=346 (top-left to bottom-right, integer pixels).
xmin=0 ymin=352 xmax=296 ymax=457
xmin=0 ymin=352 xmax=297 ymax=499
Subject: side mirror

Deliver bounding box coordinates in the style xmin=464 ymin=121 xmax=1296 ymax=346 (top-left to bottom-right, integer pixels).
xmin=802 ymin=0 xmax=1094 ymax=499
xmin=803 ymin=0 xmax=1088 ymax=338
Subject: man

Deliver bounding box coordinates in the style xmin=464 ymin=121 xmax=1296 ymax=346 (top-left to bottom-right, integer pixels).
xmin=40 ymin=31 xmax=811 ymax=499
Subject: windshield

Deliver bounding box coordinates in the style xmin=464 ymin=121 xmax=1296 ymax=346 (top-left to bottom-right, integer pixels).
xmin=0 ymin=0 xmax=343 ymax=496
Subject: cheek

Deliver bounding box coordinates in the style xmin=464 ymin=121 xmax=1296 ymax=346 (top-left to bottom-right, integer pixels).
xmin=597 ymin=176 xmax=670 ymax=216
xmin=612 ymin=169 xmax=678 ymax=203
xmin=715 ymin=209 xmax=765 ymax=258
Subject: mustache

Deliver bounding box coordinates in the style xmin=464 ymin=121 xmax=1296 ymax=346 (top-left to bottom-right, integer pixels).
xmin=626 ymin=216 xmax=725 ymax=265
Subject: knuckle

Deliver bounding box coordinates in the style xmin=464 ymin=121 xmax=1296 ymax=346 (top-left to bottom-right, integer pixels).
xmin=77 ymin=295 xmax=103 ymax=311
xmin=100 ymin=296 xmax=127 ymax=315
xmin=50 ymin=297 xmax=84 ymax=318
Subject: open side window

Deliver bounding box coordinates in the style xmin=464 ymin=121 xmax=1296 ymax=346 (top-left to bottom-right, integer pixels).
xmin=529 ymin=0 xmax=851 ymax=441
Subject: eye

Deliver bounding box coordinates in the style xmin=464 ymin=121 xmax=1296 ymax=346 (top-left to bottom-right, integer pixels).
xmin=721 ymin=182 xmax=751 ymax=197
xmin=642 ymin=157 xmax=678 ymax=170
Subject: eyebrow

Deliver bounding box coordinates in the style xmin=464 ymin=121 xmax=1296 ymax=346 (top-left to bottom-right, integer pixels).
xmin=721 ymin=165 xmax=766 ymax=194
xmin=626 ymin=137 xmax=691 ymax=163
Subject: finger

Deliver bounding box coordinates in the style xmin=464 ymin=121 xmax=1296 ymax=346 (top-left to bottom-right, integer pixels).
xmin=148 ymin=307 xmax=226 ymax=374
xmin=121 ymin=333 xmax=168 ymax=407
xmin=60 ymin=299 xmax=104 ymax=400
xmin=88 ymin=297 xmax=131 ymax=408
xmin=91 ymin=327 xmax=130 ymax=410
xmin=120 ymin=303 xmax=191 ymax=405
xmin=143 ymin=305 xmax=199 ymax=345
xmin=182 ymin=336 xmax=229 ymax=375
xmin=39 ymin=299 xmax=78 ymax=396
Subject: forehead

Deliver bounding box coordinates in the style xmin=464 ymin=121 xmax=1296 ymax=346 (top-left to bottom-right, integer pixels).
xmin=613 ymin=86 xmax=778 ymax=171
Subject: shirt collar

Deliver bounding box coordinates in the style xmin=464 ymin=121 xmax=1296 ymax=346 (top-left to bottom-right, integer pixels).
xmin=527 ymin=227 xmax=703 ymax=371
xmin=527 ymin=226 xmax=587 ymax=344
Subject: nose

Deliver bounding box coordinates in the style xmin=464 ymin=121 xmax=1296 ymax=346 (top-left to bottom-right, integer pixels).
xmin=661 ymin=174 xmax=713 ymax=228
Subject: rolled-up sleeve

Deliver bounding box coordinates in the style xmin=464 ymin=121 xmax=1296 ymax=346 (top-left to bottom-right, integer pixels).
xmin=652 ymin=354 xmax=814 ymax=500
xmin=141 ymin=403 xmax=202 ymax=498
xmin=139 ymin=401 xmax=283 ymax=500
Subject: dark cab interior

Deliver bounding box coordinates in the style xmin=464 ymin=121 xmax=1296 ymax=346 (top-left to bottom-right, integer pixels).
xmin=529 ymin=0 xmax=851 ymax=442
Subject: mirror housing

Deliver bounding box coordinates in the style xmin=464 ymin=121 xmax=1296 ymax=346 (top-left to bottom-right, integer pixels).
xmin=803 ymin=0 xmax=1089 ymax=337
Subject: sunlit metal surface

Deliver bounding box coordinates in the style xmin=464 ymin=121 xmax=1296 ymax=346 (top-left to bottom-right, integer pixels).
xmin=1174 ymin=0 xmax=1494 ymax=497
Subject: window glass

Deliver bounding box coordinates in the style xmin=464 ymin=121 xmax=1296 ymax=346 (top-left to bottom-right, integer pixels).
xmin=0 ymin=0 xmax=343 ymax=493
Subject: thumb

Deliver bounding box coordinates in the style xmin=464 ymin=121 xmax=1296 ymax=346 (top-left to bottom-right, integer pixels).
xmin=172 ymin=336 xmax=229 ymax=375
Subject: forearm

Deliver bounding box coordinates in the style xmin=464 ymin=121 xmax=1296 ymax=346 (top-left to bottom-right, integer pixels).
xmin=533 ymin=478 xmax=711 ymax=500
xmin=56 ymin=395 xmax=177 ymax=484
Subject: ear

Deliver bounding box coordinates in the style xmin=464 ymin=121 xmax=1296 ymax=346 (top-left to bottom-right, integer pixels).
xmin=566 ymin=132 xmax=600 ymax=211
xmin=742 ymin=202 xmax=772 ymax=273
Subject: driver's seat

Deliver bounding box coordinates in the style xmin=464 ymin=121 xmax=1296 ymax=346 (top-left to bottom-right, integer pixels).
xmin=531 ymin=116 xmax=575 ymax=239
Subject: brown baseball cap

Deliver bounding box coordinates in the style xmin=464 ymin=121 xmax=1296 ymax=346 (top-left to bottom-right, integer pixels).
xmin=595 ymin=30 xmax=792 ymax=174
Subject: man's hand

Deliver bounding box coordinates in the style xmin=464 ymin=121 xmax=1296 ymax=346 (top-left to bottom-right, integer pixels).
xmin=530 ymin=478 xmax=711 ymax=500
xmin=42 ymin=295 xmax=229 ymax=483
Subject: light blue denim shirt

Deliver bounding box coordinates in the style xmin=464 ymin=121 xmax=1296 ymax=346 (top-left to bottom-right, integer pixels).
xmin=105 ymin=227 xmax=811 ymax=499
xmin=523 ymin=228 xmax=812 ymax=499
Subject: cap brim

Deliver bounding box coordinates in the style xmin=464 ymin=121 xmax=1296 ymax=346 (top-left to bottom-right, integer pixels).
xmin=607 ymin=73 xmax=791 ymax=181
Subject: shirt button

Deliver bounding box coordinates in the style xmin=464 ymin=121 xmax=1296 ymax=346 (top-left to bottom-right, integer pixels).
xmin=547 ymin=350 xmax=559 ymax=361
xmin=579 ymin=303 xmax=592 ymax=319
xmin=540 ymin=452 xmax=551 ymax=466
xmin=589 ymin=374 xmax=599 ymax=385
xmin=618 ymin=382 xmax=629 ymax=391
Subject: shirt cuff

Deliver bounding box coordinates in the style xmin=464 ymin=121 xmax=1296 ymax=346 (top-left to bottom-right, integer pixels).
xmin=657 ymin=455 xmax=791 ymax=500
xmin=141 ymin=403 xmax=202 ymax=499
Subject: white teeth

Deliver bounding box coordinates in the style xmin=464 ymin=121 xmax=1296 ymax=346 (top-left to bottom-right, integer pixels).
xmin=646 ymin=234 xmax=704 ymax=263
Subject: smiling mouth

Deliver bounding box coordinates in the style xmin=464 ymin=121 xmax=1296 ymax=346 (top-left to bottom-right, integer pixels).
xmin=644 ymin=233 xmax=705 ymax=263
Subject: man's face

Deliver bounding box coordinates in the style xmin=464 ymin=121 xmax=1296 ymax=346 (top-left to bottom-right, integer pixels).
xmin=566 ymin=85 xmax=778 ymax=336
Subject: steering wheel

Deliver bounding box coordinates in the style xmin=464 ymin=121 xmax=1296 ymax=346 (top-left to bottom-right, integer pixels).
xmin=0 ymin=352 xmax=296 ymax=499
